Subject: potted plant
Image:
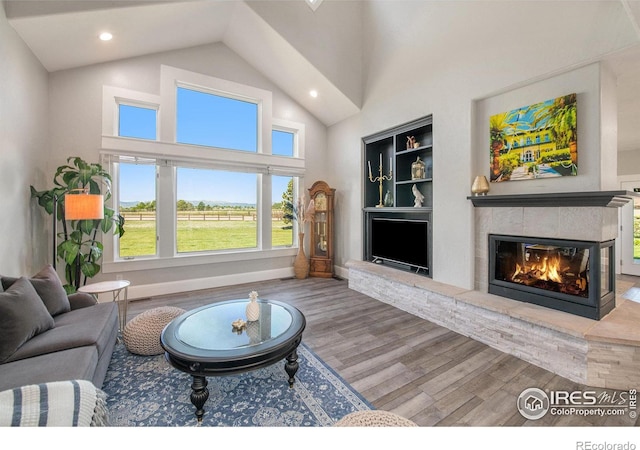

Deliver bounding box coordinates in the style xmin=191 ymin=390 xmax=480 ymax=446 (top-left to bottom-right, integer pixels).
xmin=31 ymin=157 xmax=125 ymax=293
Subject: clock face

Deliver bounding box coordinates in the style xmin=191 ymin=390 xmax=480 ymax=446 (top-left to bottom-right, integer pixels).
xmin=315 ymin=192 xmax=327 ymax=211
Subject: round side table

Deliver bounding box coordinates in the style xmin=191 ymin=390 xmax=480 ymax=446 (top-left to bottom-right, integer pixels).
xmin=78 ymin=280 xmax=130 ymax=333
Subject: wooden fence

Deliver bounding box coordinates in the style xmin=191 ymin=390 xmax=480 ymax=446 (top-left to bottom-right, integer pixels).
xmin=121 ymin=210 xmax=285 ymax=221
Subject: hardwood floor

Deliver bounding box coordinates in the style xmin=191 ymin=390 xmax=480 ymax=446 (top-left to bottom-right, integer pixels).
xmin=126 ymin=276 xmax=639 ymax=427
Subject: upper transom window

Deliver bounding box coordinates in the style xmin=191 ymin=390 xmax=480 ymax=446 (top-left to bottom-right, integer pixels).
xmin=176 ymin=87 xmax=258 ymax=152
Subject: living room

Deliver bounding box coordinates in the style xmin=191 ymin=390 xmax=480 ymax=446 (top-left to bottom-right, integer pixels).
xmin=2 ymin=0 xmax=640 ymax=443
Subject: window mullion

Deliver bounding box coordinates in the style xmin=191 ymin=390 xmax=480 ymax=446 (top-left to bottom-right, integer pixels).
xmin=157 ymin=163 xmax=176 ymax=257
xmin=260 ymin=173 xmax=272 ymax=250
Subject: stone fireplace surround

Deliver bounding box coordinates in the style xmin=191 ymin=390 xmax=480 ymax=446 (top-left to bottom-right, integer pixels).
xmin=348 ymin=191 xmax=640 ymax=390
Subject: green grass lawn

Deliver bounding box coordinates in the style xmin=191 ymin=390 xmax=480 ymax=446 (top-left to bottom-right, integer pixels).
xmin=119 ymin=220 xmax=293 ymax=257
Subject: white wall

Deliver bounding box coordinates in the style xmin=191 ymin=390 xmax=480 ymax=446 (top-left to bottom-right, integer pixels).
xmin=0 ymin=5 xmax=49 ymax=276
xmin=328 ymin=1 xmax=638 ymax=289
xmin=44 ymin=42 xmax=327 ymax=295
xmin=474 ymin=64 xmax=616 ymax=195
xmin=618 ymin=151 xmax=640 ymax=176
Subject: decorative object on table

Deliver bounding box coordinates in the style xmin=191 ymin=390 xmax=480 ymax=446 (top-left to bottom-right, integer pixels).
xmin=231 ymin=318 xmax=246 ymax=334
xmin=490 ymin=93 xmax=577 ymax=183
xmin=291 ymin=195 xmax=315 ymax=279
xmin=122 ymin=306 xmax=185 ymax=356
xmin=367 ymin=152 xmax=393 ymax=208
xmin=471 ymin=175 xmax=490 ymax=196
xmin=308 ymin=181 xmax=336 ymax=278
xmin=411 ymin=156 xmax=426 ymax=180
xmin=246 ymin=290 xmax=260 ymax=322
xmin=102 ymin=342 xmax=372 ymax=427
xmin=383 ymin=189 xmax=394 ymax=207
xmin=30 ymin=157 xmax=125 ymax=294
xmin=412 ymin=184 xmax=424 ymax=207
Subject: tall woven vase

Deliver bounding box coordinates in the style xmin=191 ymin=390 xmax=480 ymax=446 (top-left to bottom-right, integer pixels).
xmin=294 ymin=232 xmax=309 ymax=279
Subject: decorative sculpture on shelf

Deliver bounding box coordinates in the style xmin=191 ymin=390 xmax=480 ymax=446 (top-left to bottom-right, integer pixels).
xmin=368 ymin=153 xmax=392 ymax=208
xmin=383 ymin=189 xmax=394 ymax=207
xmin=406 ymin=136 xmax=420 ymax=149
xmin=412 ymin=184 xmax=424 ymax=207
xmin=411 ymin=156 xmax=426 ymax=180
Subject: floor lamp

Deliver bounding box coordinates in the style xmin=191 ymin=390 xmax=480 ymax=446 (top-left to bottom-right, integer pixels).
xmin=53 ymin=189 xmax=104 ymax=269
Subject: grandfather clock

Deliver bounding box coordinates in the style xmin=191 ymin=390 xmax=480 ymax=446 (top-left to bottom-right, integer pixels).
xmin=308 ymin=181 xmax=335 ymax=278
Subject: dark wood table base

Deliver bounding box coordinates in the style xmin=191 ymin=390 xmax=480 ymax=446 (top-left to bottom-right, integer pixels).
xmin=187 ymin=347 xmax=300 ymax=423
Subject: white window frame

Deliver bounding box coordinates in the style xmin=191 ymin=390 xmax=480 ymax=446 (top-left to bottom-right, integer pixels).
xmin=100 ymin=66 xmax=306 ymax=274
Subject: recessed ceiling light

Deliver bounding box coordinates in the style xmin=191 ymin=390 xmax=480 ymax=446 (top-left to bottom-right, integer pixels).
xmin=99 ymin=32 xmax=113 ymax=41
xmin=309 ymin=90 xmax=318 ymax=98
xmin=305 ymin=0 xmax=324 ymax=11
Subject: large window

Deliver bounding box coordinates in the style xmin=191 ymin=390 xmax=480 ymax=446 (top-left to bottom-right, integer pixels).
xmin=101 ymin=68 xmax=305 ymax=271
xmin=176 ymin=87 xmax=258 ymax=152
xmin=176 ymin=167 xmax=257 ymax=253
xmin=273 ymin=176 xmax=294 ymax=247
xmin=118 ymin=162 xmax=157 ymax=258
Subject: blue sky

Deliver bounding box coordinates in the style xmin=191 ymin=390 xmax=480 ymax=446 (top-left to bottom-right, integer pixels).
xmin=118 ymin=91 xmax=293 ymax=205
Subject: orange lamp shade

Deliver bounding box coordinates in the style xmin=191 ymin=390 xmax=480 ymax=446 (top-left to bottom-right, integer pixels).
xmin=65 ymin=193 xmax=104 ymax=220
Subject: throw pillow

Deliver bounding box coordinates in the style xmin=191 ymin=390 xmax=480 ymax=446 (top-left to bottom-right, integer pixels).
xmin=0 ymin=277 xmax=55 ymax=363
xmin=1 ymin=265 xmax=70 ymax=316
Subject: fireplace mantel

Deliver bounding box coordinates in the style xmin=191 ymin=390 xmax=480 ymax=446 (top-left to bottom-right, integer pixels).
xmin=467 ymin=190 xmax=638 ymax=208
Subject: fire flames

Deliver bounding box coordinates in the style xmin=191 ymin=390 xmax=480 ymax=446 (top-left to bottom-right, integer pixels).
xmin=512 ymin=253 xmax=564 ymax=284
xmin=511 ymin=252 xmax=588 ymax=295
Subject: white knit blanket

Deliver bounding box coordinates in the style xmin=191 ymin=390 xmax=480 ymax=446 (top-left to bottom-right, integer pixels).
xmin=0 ymin=379 xmax=108 ymax=427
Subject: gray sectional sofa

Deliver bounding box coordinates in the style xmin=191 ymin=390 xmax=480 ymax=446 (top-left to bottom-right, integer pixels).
xmin=0 ymin=265 xmax=118 ymax=392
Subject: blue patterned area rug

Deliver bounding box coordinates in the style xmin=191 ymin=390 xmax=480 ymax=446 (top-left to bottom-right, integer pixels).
xmin=102 ymin=342 xmax=372 ymax=427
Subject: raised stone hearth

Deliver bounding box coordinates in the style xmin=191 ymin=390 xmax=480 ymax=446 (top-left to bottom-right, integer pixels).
xmin=347 ymin=260 xmax=640 ymax=390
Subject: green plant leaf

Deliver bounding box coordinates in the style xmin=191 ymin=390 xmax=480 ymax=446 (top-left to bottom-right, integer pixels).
xmin=81 ymin=261 xmax=100 ymax=279
xmin=79 ymin=219 xmax=97 ymax=235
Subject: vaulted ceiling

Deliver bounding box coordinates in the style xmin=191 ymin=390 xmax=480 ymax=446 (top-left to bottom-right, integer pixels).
xmin=5 ymin=0 xmax=640 ymax=152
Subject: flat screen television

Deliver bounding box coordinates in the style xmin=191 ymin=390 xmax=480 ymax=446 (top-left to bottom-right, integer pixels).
xmin=371 ymin=218 xmax=429 ymax=272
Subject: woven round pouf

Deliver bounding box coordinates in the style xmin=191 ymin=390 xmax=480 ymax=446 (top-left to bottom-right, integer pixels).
xmin=334 ymin=410 xmax=418 ymax=427
xmin=123 ymin=306 xmax=186 ymax=356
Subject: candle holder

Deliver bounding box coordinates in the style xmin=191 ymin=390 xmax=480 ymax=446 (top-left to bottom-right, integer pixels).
xmin=368 ymin=153 xmax=393 ymax=208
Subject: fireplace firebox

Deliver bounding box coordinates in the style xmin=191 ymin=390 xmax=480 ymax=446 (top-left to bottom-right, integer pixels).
xmin=488 ymin=234 xmax=615 ymax=320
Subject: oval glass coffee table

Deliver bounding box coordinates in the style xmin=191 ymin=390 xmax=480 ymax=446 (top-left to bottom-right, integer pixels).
xmin=160 ymin=298 xmax=306 ymax=423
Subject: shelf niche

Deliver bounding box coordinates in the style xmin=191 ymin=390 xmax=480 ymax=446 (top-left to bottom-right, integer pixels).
xmin=362 ymin=115 xmax=433 ymax=277
xmin=363 ymin=115 xmax=433 ymax=209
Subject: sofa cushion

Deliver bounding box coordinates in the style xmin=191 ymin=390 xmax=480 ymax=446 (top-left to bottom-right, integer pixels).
xmin=0 ymin=347 xmax=98 ymax=392
xmin=1 ymin=265 xmax=70 ymax=316
xmin=5 ymin=302 xmax=117 ymax=364
xmin=0 ymin=277 xmax=55 ymax=363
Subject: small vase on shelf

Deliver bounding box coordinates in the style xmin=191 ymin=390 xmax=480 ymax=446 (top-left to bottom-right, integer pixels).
xmin=246 ymin=290 xmax=260 ymax=322
xmin=294 ymin=232 xmax=310 ymax=279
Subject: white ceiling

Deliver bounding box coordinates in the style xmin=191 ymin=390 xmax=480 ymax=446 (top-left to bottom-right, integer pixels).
xmin=3 ymin=0 xmax=360 ymax=126
xmin=5 ymin=0 xmax=640 ymax=149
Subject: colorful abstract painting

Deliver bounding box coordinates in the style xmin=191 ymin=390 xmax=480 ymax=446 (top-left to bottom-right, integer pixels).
xmin=490 ymin=93 xmax=577 ymax=182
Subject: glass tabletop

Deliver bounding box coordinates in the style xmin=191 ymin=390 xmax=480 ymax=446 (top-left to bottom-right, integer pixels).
xmin=174 ymin=300 xmax=293 ymax=351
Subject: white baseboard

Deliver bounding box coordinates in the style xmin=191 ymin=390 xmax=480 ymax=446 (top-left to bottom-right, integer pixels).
xmin=124 ymin=264 xmax=350 ymax=300
xmin=334 ymin=265 xmax=349 ymax=280
xmin=127 ymin=267 xmax=295 ymax=300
